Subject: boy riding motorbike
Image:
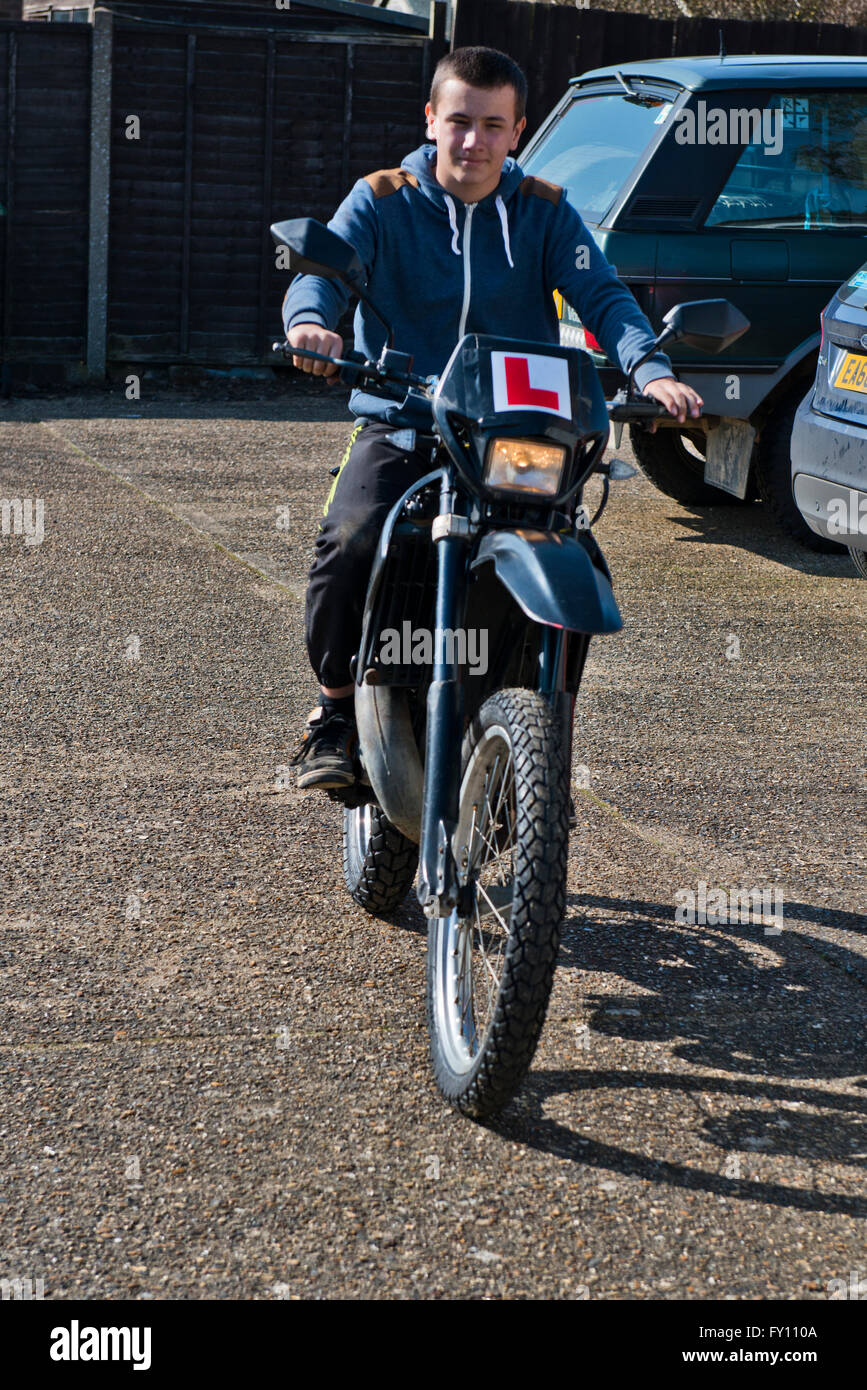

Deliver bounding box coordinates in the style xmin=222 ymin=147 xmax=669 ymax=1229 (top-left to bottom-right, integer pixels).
xmin=283 ymin=45 xmax=702 ymax=790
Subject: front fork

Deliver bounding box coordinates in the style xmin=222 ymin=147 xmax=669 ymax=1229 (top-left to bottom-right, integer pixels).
xmin=539 ymin=625 xmax=576 ymax=778
xmin=416 ymin=480 xmax=583 ymax=916
xmin=417 ymin=468 xmax=470 ymax=918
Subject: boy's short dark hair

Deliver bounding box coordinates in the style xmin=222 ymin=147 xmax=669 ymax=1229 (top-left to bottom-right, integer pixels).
xmin=430 ymin=46 xmax=528 ymax=125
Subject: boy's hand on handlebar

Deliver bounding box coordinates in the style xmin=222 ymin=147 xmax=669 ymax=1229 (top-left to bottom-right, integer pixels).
xmin=287 ymin=323 xmax=343 ymax=383
xmin=641 ymin=376 xmax=703 ymax=432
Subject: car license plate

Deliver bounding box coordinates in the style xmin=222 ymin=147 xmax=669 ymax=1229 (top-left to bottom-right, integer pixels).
xmin=834 ymin=351 xmax=867 ymax=393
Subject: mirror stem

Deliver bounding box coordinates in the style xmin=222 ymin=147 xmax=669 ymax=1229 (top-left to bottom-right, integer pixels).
xmin=354 ymin=285 xmax=394 ymax=350
xmin=626 ymin=324 xmax=677 ymax=397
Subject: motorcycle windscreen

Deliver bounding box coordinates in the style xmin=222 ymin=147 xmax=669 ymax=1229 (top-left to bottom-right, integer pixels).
xmin=432 ymin=333 xmax=609 ymax=439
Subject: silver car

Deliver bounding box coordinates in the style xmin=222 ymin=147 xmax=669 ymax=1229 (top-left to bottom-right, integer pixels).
xmin=791 ymin=265 xmax=867 ymax=576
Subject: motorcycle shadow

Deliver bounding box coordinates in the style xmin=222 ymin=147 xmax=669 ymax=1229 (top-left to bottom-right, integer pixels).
xmin=486 ymin=890 xmax=867 ymax=1217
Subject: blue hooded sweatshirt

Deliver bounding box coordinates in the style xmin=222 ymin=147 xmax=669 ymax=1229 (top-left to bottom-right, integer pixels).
xmin=281 ymin=142 xmax=673 ymax=428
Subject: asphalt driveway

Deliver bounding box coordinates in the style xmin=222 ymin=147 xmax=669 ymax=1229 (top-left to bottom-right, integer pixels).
xmin=0 ymin=378 xmax=864 ymax=1300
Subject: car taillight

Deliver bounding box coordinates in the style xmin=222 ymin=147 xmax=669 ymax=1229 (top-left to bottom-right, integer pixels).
xmin=584 ymin=328 xmax=602 ymax=351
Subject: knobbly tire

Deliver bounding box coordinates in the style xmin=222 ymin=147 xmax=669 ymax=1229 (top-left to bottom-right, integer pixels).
xmin=755 ymin=390 xmax=847 ymax=553
xmin=630 ymin=422 xmax=752 ymax=506
xmin=426 ymin=688 xmax=570 ymax=1119
xmin=343 ymin=803 xmax=419 ymax=916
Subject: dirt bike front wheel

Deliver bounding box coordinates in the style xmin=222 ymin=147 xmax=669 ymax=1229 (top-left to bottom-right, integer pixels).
xmin=426 ymin=688 xmax=570 ymax=1118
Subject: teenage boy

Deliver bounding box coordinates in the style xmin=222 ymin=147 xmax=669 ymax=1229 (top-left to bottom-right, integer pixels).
xmin=283 ymin=46 xmax=701 ymax=789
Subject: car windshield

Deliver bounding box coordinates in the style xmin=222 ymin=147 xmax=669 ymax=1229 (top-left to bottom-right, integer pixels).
xmin=706 ymin=91 xmax=867 ymax=229
xmin=521 ymin=89 xmax=674 ymax=223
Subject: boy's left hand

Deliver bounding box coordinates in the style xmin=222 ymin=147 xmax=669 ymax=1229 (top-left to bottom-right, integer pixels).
xmin=641 ymin=376 xmax=703 ymax=431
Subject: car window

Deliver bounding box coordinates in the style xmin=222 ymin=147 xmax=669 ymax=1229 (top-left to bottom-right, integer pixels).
xmin=523 ymin=91 xmax=674 ymax=222
xmin=705 ymin=91 xmax=867 ymax=229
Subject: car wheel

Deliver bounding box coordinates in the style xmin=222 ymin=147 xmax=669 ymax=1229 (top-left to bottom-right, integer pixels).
xmin=755 ymin=390 xmax=847 ymax=553
xmin=629 ymin=424 xmax=753 ymax=506
xmin=848 ymin=546 xmax=867 ymax=578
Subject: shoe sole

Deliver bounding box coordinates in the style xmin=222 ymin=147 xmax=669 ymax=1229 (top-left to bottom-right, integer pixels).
xmin=296 ymin=768 xmax=357 ymax=791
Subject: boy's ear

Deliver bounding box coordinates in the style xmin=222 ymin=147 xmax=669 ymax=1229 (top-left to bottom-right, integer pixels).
xmin=510 ymin=116 xmax=527 ymax=149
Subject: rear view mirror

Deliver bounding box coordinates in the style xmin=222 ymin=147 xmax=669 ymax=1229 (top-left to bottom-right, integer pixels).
xmin=270 ymin=218 xmax=365 ymax=289
xmin=663 ymin=299 xmax=750 ymax=353
xmin=271 ymin=215 xmax=395 ymax=349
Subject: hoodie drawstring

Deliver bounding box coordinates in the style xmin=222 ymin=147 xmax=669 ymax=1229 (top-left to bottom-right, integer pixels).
xmin=495 ymin=195 xmax=515 ymax=269
xmin=443 ymin=194 xmax=461 ymax=256
xmin=442 ymin=191 xmax=514 ymax=269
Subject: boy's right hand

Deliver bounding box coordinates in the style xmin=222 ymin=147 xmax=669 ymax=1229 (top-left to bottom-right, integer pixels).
xmin=287 ymin=323 xmax=343 ymax=380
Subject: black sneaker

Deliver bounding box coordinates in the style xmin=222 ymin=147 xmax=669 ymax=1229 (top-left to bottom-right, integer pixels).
xmin=291 ymin=706 xmax=358 ymax=790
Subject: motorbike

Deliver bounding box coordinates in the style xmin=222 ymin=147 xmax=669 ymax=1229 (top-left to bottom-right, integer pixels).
xmin=272 ymin=216 xmax=749 ymax=1118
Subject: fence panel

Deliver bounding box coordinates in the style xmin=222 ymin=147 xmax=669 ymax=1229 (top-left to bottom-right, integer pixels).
xmin=0 ymin=23 xmax=90 ymax=368
xmin=107 ymin=22 xmax=437 ymax=364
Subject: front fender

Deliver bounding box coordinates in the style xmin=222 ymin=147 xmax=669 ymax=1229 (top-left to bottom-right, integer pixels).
xmin=471 ymin=528 xmax=622 ymax=635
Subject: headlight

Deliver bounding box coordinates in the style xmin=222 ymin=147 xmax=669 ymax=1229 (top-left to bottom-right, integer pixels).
xmin=484 ymin=438 xmax=568 ymax=496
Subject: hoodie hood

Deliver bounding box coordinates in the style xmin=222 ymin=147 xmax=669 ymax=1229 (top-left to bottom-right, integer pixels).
xmin=401 ymin=143 xmax=526 ymax=269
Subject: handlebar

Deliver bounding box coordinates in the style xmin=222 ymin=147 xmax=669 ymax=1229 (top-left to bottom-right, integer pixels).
xmin=272 ymin=340 xmax=680 ymax=423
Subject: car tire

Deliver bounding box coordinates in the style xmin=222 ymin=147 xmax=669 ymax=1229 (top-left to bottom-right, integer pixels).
xmin=848 ymin=546 xmax=867 ymax=578
xmin=755 ymin=391 xmax=847 ymax=553
xmin=629 ymin=424 xmax=752 ymax=506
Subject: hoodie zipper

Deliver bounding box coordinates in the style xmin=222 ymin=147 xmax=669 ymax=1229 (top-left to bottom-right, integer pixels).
xmin=457 ymin=203 xmax=475 ymax=339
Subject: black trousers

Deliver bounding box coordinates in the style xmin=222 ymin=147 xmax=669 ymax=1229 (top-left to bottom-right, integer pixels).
xmin=305 ymin=419 xmax=438 ymax=690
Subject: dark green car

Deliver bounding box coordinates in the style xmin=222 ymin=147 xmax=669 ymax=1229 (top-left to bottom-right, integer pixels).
xmin=521 ymin=55 xmax=867 ymax=548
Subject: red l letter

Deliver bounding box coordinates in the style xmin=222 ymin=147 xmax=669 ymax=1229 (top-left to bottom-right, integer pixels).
xmin=504 ymin=356 xmax=559 ymax=409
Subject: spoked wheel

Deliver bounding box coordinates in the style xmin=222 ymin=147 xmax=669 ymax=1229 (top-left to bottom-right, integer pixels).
xmin=426 ymin=688 xmax=570 ymax=1118
xmin=342 ymin=802 xmax=418 ymax=917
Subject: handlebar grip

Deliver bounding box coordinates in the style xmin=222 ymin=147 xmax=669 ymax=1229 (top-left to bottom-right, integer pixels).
xmin=607 ymin=399 xmax=670 ymax=421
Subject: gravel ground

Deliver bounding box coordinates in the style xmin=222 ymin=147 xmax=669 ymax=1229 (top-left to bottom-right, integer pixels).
xmin=0 ymin=378 xmax=864 ymax=1301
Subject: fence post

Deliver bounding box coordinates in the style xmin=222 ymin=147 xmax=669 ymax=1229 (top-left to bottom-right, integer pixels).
xmin=1 ymin=31 xmax=17 ymax=389
xmin=87 ymin=7 xmax=113 ymax=380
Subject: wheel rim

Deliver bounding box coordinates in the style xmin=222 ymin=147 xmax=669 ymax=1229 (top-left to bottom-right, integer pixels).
xmin=349 ymin=803 xmax=374 ymax=863
xmin=434 ymin=725 xmax=517 ymax=1076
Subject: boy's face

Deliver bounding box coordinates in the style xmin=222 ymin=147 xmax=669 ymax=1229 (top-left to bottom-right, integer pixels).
xmin=425 ymin=78 xmax=526 ymax=203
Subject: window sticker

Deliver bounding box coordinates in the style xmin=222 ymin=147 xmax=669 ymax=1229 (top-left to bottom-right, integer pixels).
xmin=781 ymin=97 xmax=810 ymax=131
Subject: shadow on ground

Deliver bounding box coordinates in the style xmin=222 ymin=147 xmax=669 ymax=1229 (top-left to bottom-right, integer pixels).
xmin=480 ymin=890 xmax=867 ymax=1215
xmin=668 ymin=504 xmax=854 ymax=577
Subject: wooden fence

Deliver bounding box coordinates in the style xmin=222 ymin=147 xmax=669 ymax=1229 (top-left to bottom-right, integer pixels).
xmin=0 ymin=5 xmax=448 ymax=376
xmin=0 ymin=22 xmax=91 ymax=370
